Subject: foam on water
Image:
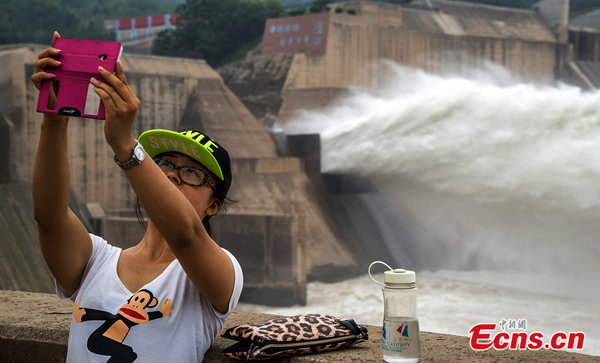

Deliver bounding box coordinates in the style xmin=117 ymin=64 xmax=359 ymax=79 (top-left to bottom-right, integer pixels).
xmin=284 ymin=62 xmax=600 ymax=215
xmin=268 ymin=62 xmax=600 ymax=355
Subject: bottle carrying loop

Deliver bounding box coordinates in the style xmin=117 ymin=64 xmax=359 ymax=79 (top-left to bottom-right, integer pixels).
xmin=369 ymin=261 xmax=416 ymax=288
xmin=368 ymin=260 xmax=393 ymax=286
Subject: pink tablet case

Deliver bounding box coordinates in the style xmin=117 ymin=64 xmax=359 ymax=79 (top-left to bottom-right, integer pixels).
xmin=36 ymin=38 xmax=123 ymax=119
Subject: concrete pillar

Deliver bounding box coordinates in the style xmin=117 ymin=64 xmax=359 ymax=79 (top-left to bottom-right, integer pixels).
xmin=131 ymin=17 xmax=136 ymax=41
xmin=532 ymin=0 xmax=569 ymax=43
xmin=0 ymin=116 xmax=13 ymax=183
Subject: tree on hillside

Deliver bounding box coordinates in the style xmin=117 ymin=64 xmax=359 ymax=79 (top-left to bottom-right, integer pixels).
xmin=0 ymin=0 xmax=179 ymax=45
xmin=310 ymin=0 xmax=334 ymax=12
xmin=265 ymin=0 xmax=289 ymax=18
xmin=0 ymin=0 xmax=81 ymax=44
xmin=152 ymin=0 xmax=286 ymax=66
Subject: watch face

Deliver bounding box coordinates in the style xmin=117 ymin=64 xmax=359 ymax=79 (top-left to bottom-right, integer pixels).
xmin=134 ymin=145 xmax=146 ymax=161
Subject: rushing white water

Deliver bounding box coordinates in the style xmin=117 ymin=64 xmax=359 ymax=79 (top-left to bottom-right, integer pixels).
xmin=260 ymin=62 xmax=600 ymax=356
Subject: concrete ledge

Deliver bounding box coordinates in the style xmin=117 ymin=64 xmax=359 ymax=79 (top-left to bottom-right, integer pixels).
xmin=0 ymin=290 xmax=71 ymax=363
xmin=1 ymin=290 xmax=597 ymax=362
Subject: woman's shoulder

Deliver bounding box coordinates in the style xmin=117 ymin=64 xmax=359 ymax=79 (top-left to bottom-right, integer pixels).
xmin=87 ymin=233 xmax=122 ymax=263
xmin=89 ymin=233 xmax=120 ymax=249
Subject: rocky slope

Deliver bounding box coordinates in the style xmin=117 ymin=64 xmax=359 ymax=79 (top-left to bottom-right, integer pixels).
xmin=217 ymin=48 xmax=293 ymax=129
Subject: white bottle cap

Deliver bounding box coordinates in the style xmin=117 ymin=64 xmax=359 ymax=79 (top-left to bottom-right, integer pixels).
xmin=384 ymin=269 xmax=416 ymax=285
xmin=368 ymin=261 xmax=417 ymax=288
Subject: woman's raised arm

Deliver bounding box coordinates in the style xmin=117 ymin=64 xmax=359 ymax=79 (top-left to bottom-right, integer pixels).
xmin=94 ymin=64 xmax=236 ymax=313
xmin=31 ymin=32 xmax=92 ymax=297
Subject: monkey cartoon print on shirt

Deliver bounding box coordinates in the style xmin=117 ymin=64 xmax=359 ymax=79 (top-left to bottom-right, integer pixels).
xmin=73 ymin=289 xmax=174 ymax=363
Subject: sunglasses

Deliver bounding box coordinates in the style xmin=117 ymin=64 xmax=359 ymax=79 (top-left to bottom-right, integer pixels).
xmin=154 ymin=157 xmax=216 ymax=190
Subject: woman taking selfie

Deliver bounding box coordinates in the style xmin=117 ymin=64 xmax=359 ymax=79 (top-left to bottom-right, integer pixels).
xmin=31 ymin=32 xmax=243 ymax=362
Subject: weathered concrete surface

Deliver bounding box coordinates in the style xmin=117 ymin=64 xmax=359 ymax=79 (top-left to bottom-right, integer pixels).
xmin=532 ymin=0 xmax=570 ymax=43
xmin=0 ymin=184 xmax=94 ymax=294
xmin=1 ymin=290 xmax=598 ymax=363
xmin=410 ymin=0 xmax=559 ymax=42
xmin=0 ymin=290 xmax=71 ymax=363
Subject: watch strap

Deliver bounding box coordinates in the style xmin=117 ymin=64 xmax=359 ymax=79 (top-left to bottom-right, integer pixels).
xmin=114 ymin=141 xmax=144 ymax=170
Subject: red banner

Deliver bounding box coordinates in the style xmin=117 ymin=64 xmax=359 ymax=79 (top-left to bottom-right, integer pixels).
xmin=262 ymin=13 xmax=330 ymax=55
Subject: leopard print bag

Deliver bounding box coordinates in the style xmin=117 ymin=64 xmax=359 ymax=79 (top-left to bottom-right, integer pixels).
xmin=221 ymin=314 xmax=368 ymax=360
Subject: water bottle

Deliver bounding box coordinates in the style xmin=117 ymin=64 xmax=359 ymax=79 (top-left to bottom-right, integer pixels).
xmin=369 ymin=261 xmax=421 ymax=363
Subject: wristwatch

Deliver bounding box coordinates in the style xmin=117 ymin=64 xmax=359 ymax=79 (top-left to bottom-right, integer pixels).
xmin=114 ymin=141 xmax=146 ymax=170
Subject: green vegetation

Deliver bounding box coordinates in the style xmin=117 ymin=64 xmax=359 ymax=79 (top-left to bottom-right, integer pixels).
xmin=310 ymin=0 xmax=334 ymax=13
xmin=0 ymin=0 xmax=180 ymax=45
xmin=3 ymin=0 xmax=599 ymax=67
xmin=152 ymin=0 xmax=287 ymax=67
xmin=285 ymin=0 xmax=333 ymax=16
xmin=218 ymin=37 xmax=263 ymax=68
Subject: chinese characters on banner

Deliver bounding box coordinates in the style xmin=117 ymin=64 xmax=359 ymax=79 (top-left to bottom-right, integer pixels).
xmin=261 ymin=13 xmax=330 ymax=55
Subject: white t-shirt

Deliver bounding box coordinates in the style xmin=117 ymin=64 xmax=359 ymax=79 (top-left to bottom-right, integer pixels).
xmin=57 ymin=234 xmax=243 ymax=363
